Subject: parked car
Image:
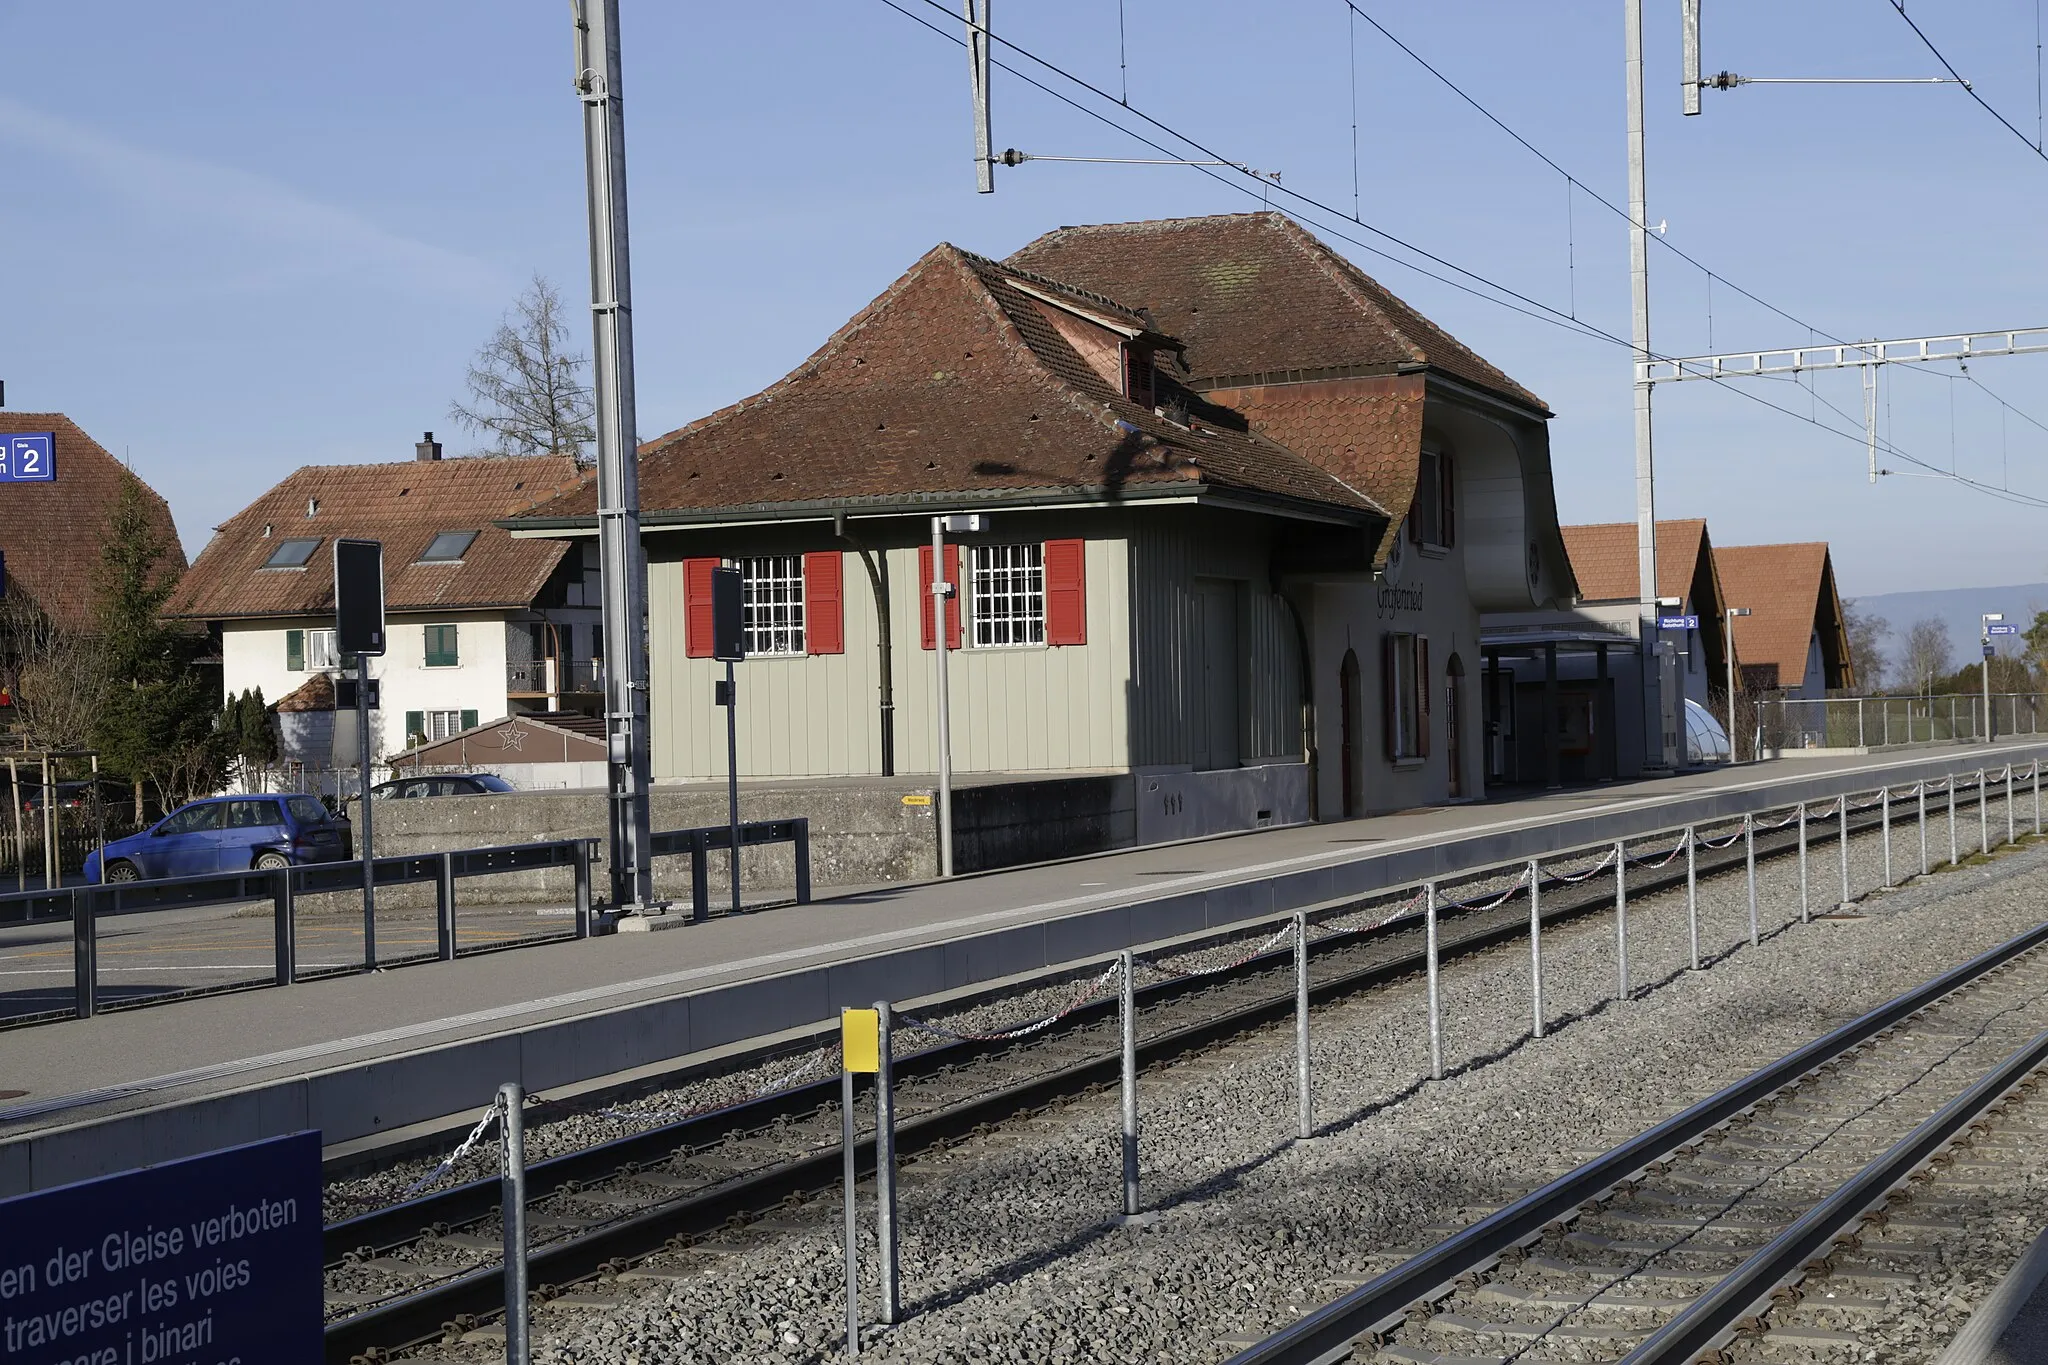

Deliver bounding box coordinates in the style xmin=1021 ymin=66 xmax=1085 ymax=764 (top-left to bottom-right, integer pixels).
xmin=84 ymin=794 xmax=353 ymax=883
xmin=370 ymin=773 xmax=517 ymax=800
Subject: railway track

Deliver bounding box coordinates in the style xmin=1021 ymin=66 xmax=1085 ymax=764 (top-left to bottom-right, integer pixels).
xmin=1226 ymin=919 xmax=2048 ymax=1365
xmin=320 ymin=787 xmax=2004 ymax=1363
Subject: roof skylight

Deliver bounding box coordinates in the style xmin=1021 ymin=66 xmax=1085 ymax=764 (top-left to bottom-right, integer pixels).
xmin=419 ymin=530 xmax=478 ymax=563
xmin=264 ymin=537 xmax=321 ymax=569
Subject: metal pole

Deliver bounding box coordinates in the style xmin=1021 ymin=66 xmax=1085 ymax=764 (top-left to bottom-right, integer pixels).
xmin=1950 ymin=776 xmax=1960 ymax=865
xmin=499 ymin=1083 xmax=529 ymax=1365
xmin=272 ymin=867 xmax=296 ymax=986
xmin=966 ymin=0 xmax=994 ymax=193
xmin=2036 ymin=759 xmax=2042 ymax=836
xmin=1744 ymin=815 xmax=1758 ymax=946
xmin=1883 ymin=698 xmax=1890 ymax=747
xmin=356 ymin=668 xmax=375 ymax=966
xmin=1881 ymin=788 xmax=1892 ymax=888
xmin=1425 ymin=882 xmax=1443 ymax=1079
xmin=1294 ymin=911 xmax=1311 ymax=1140
xmin=874 ymin=1000 xmax=899 ymax=1325
xmin=9 ymin=757 xmax=23 ymax=892
xmin=436 ymin=850 xmax=457 ymax=960
xmin=1119 ymin=949 xmax=1139 ymax=1216
xmin=71 ymin=887 xmax=95 ymax=1019
xmin=1725 ymin=614 xmax=1739 ymax=763
xmin=1919 ymin=782 xmax=1929 ymax=877
xmin=2007 ymin=765 xmax=2016 ymax=845
xmin=1684 ymin=828 xmax=1699 ymax=969
xmin=1979 ymin=767 xmax=1990 ymax=854
xmin=726 ymin=658 xmax=741 ymax=915
xmin=933 ymin=519 xmax=955 ymax=878
xmin=1527 ymin=861 xmax=1544 ymax=1037
xmin=573 ymin=0 xmax=656 ymax=912
xmin=1626 ymin=0 xmax=1666 ymax=772
xmin=1797 ymin=803 xmax=1809 ymax=922
xmin=1838 ymin=793 xmax=1851 ymax=907
xmin=1614 ymin=841 xmax=1630 ymax=999
xmin=1857 ymin=698 xmax=1866 ymax=749
xmin=841 ymin=1059 xmax=859 ymax=1357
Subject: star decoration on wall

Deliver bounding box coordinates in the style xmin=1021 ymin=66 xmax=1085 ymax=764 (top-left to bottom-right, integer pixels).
xmin=500 ymin=722 xmax=530 ymax=753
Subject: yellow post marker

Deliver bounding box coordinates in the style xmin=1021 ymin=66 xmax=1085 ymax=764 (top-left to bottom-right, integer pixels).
xmin=839 ymin=1006 xmax=877 ymax=1355
xmin=842 ymin=1008 xmax=881 ymax=1074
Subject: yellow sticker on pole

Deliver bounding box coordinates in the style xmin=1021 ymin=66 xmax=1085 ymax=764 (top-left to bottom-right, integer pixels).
xmin=841 ymin=1008 xmax=881 ymax=1074
xmin=901 ymin=793 xmax=933 ymax=807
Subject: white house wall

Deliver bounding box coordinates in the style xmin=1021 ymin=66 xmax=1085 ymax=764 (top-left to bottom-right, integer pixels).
xmin=221 ymin=612 xmax=514 ymax=762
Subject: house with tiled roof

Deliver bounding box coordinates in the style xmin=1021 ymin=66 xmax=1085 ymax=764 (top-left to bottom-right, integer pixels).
xmin=167 ymin=436 xmax=597 ymax=772
xmin=1482 ymin=519 xmax=1739 ymax=784
xmin=0 ymin=412 xmax=184 ymax=632
xmin=514 ymin=213 xmax=1577 ymax=828
xmin=1713 ymin=541 xmax=1854 ymax=698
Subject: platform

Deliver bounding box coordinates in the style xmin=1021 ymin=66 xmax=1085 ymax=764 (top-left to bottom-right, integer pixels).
xmin=4 ymin=740 xmax=2045 ymax=1196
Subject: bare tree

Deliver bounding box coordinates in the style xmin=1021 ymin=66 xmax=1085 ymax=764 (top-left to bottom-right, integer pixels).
xmin=450 ymin=275 xmax=596 ymax=460
xmin=3 ymin=598 xmax=112 ymax=752
xmin=1840 ymin=599 xmax=1890 ymax=694
xmin=1901 ymin=617 xmax=1953 ymax=694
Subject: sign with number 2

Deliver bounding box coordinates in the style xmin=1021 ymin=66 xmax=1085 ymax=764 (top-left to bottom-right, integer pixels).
xmin=0 ymin=432 xmax=56 ymax=482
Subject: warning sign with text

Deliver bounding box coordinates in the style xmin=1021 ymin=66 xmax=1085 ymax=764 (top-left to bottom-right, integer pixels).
xmin=0 ymin=1131 xmax=320 ymax=1364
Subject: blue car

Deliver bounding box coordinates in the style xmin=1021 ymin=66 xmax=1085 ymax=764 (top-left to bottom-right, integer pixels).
xmin=85 ymin=794 xmax=352 ymax=883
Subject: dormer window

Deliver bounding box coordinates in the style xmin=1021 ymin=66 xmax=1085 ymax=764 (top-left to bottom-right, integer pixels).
xmin=1409 ymin=444 xmax=1456 ymax=550
xmin=1122 ymin=344 xmax=1155 ymax=407
xmin=419 ymin=530 xmax=478 ymax=563
xmin=263 ymin=537 xmax=321 ymax=569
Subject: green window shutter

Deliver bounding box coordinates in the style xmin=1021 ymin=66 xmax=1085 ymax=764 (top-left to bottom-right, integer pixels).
xmin=460 ymin=709 xmax=478 ymax=732
xmin=405 ymin=711 xmax=425 ymax=746
xmin=425 ymin=624 xmax=459 ymax=668
xmin=286 ymin=629 xmax=304 ymax=671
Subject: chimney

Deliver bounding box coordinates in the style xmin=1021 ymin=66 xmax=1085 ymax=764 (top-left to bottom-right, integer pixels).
xmin=416 ymin=430 xmax=443 ymax=462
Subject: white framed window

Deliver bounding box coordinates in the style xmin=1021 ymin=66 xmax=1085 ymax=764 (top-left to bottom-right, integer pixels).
xmin=306 ymin=628 xmax=340 ymax=670
xmin=740 ymin=555 xmax=805 ymax=656
xmin=425 ymin=709 xmax=463 ymax=741
xmin=1385 ymin=632 xmax=1429 ymax=761
xmin=968 ymin=543 xmax=1045 ymax=647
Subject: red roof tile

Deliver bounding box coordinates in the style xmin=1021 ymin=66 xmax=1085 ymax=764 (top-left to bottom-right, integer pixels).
xmin=523 ymin=244 xmax=1381 ymax=524
xmin=1562 ymin=520 xmax=1711 ymax=603
xmin=1713 ymin=542 xmax=1853 ymax=692
xmin=1007 ymin=212 xmax=1548 ymax=412
xmin=167 ymin=455 xmax=589 ymax=621
xmin=0 ymin=413 xmax=185 ymax=632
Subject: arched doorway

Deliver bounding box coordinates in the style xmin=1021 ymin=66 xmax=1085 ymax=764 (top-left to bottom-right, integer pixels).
xmin=1445 ymin=653 xmax=1467 ymax=799
xmin=1339 ymin=649 xmax=1362 ymax=817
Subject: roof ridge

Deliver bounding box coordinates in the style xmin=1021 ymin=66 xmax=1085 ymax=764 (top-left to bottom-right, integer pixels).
xmin=956 ymin=248 xmax=1156 ymax=327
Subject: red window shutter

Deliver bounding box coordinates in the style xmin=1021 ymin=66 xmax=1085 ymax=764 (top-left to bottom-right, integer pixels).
xmin=684 ymin=557 xmax=718 ymax=658
xmin=1044 ymin=539 xmax=1087 ymax=646
xmin=1381 ymin=634 xmax=1397 ymax=761
xmin=918 ymin=545 xmax=963 ymax=650
xmin=804 ymin=551 xmax=844 ymax=654
xmin=1417 ymin=636 xmax=1432 ymax=758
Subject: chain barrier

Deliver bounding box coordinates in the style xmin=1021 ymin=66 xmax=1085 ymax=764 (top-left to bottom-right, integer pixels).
xmin=899 ymin=960 xmax=1123 ymax=1044
xmin=1540 ymin=849 xmax=1617 ymax=886
xmin=1140 ymin=920 xmax=1300 ymax=982
xmin=1753 ymin=806 xmax=1804 ymax=831
xmin=1440 ymin=865 xmax=1534 ymax=909
xmin=1697 ymin=824 xmax=1747 ymax=851
xmin=396 ymin=1097 xmax=503 ymax=1200
xmin=1626 ymin=831 xmax=1689 ymax=870
xmin=577 ymin=1046 xmax=841 ymax=1127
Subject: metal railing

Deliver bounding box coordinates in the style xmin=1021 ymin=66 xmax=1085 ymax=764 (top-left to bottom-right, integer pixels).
xmin=506 ymin=658 xmax=604 ymax=695
xmin=1758 ymin=692 xmax=2045 ymax=752
xmin=649 ymin=817 xmax=812 ymax=920
xmin=15 ymin=838 xmax=598 ymax=1026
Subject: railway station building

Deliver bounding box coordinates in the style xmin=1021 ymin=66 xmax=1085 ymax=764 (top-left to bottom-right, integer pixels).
xmin=511 ymin=212 xmax=1579 ymax=838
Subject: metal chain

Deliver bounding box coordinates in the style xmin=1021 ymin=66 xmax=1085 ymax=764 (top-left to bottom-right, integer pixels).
xmin=900 ymin=960 xmax=1123 ymax=1043
xmin=397 ymin=1096 xmax=503 ymax=1200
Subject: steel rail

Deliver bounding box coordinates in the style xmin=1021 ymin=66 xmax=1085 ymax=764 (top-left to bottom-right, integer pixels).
xmin=322 ymin=799 xmax=1928 ymax=1361
xmin=1622 ymin=1023 xmax=2048 ymax=1365
xmin=1222 ymin=918 xmax=2048 ymax=1365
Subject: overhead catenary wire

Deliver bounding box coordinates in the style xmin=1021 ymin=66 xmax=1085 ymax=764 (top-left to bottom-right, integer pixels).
xmin=1884 ymin=0 xmax=2048 ymax=167
xmin=873 ymin=0 xmax=2048 ymax=509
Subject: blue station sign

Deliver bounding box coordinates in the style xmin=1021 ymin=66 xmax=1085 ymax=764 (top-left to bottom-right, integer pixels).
xmin=0 ymin=434 xmax=55 ymax=483
xmin=0 ymin=1132 xmax=320 ymax=1364
xmin=1987 ymin=623 xmax=2020 ymax=636
xmin=1658 ymin=614 xmax=1700 ymax=631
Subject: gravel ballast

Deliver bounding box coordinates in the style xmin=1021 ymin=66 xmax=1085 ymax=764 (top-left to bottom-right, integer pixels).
xmin=375 ymin=790 xmax=2048 ymax=1363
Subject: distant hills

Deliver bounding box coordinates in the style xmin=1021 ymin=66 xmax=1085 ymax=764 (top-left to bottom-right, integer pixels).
xmin=1849 ymin=583 xmax=2048 ymax=680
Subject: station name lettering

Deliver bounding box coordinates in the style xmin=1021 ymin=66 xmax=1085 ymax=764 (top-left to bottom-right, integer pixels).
xmin=1376 ymin=582 xmax=1424 ymax=617
xmin=1 ymin=1196 xmax=295 ymax=1361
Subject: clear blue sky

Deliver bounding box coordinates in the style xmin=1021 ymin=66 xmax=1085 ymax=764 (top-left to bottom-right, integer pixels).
xmin=4 ymin=1 xmax=2046 ymax=598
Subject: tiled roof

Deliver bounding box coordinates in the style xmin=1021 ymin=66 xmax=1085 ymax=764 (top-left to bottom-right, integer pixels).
xmin=521 ymin=243 xmax=1381 ymax=524
xmin=1006 ymin=212 xmax=1547 ymax=412
xmin=1562 ymin=520 xmax=1711 ymax=603
xmin=273 ymin=673 xmax=336 ymax=713
xmin=0 ymin=413 xmax=185 ymax=632
xmin=1713 ymin=542 xmax=1853 ymax=692
xmin=167 ymin=455 xmax=589 ymax=621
